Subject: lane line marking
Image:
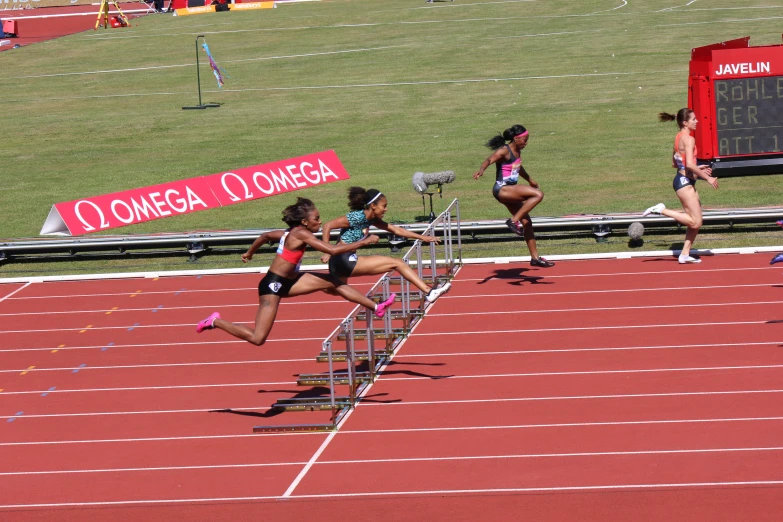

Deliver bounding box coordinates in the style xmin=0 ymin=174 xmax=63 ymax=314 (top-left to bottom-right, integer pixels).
xmin=6 ymin=446 xmax=783 ymax=477
xmin=358 ymin=389 xmax=783 ymax=408
xmin=6 ymin=412 xmax=23 ymax=423
xmin=2 ymin=481 xmax=783 ymax=508
xmin=281 ymin=266 xmax=459 ymax=497
xmin=20 ymin=366 xmax=34 ymax=376
xmin=0 ymin=337 xmax=324 ymax=354
xmin=0 ymin=405 xmax=273 ymax=420
xmin=0 ymin=282 xmax=31 ymax=303
xmin=0 ymin=380 xmax=295 ymax=396
xmin=4 ymin=414 xmax=782 ymax=447
xmin=0 ymin=317 xmax=343 ymax=333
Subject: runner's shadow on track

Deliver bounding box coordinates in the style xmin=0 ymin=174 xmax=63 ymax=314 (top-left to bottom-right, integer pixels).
xmin=477 ymin=268 xmax=553 ymax=286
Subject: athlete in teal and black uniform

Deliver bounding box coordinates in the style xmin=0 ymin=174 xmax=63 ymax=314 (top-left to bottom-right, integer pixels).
xmin=320 ymin=187 xmax=452 ymax=303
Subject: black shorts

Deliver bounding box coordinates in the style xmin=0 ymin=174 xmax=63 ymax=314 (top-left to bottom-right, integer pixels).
xmin=328 ymin=252 xmax=358 ymax=279
xmin=492 ymin=181 xmax=516 ymax=201
xmin=258 ymin=271 xmax=301 ymax=298
xmin=673 ymin=172 xmax=697 ymax=192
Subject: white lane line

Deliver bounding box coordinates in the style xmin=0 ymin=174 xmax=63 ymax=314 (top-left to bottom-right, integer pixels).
xmin=0 ymin=405 xmax=272 ymax=420
xmin=3 ymin=46 xmax=401 ymax=81
xmin=2 ymin=413 xmax=782 ymax=447
xmin=0 ymin=282 xmax=31 ymax=303
xmin=3 ymin=297 xmax=779 ymax=321
xmin=280 ymin=266 xmax=459 ymax=497
xmin=6 ymin=446 xmax=782 ymax=477
xmin=378 ymin=364 xmax=783 ymax=383
xmin=0 ymin=337 xmax=322 ymax=354
xmin=0 ymin=461 xmax=307 ymax=476
xmin=358 ymin=389 xmax=783 ymax=408
xmin=2 ymin=481 xmax=783 ymax=508
xmin=0 ymin=316 xmax=342 ymax=334
xmin=0 ymin=358 xmax=310 ymax=374
xmin=396 ymin=341 xmax=783 ymax=359
xmin=343 ymin=416 xmax=783 ymax=435
xmin=0 ymin=380 xmax=294 ymax=397
xmin=428 ymin=300 xmax=783 ymax=317
xmin=4 ymin=361 xmax=782 ymax=396
xmin=458 ymin=265 xmax=781 ymax=280
xmin=491 ymin=29 xmax=607 ymax=39
xmin=587 ymin=0 xmax=627 ymax=15
xmin=415 ymin=0 xmax=535 ymax=9
xmin=443 ymin=282 xmax=777 ymax=299
xmin=3 ymin=340 xmax=778 ymax=377
xmin=320 ymin=446 xmax=783 ymax=466
xmin=415 ymin=319 xmax=775 ymax=337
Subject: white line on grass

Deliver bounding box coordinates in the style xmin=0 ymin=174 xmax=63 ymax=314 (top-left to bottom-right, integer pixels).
xmin=2 ymin=46 xmax=402 ymax=81
xmin=3 ymin=69 xmax=688 ymax=103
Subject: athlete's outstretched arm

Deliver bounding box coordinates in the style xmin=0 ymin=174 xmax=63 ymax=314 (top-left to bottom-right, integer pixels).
xmin=242 ymin=229 xmax=286 ymax=263
xmin=293 ymin=228 xmax=379 ymax=256
xmin=375 ymin=221 xmax=440 ymax=244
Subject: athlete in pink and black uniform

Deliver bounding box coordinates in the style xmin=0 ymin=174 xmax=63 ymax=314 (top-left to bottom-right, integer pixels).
xmin=195 ymin=197 xmax=396 ymax=346
xmin=474 ymin=124 xmax=553 ymax=267
xmin=643 ymin=109 xmax=719 ymax=264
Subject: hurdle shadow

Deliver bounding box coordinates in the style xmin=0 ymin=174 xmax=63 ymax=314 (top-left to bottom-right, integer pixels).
xmin=210 ymin=388 xmax=400 ymax=419
xmin=477 ymin=267 xmax=553 ymax=286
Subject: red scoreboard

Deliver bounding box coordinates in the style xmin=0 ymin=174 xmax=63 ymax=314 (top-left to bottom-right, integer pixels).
xmin=689 ymin=36 xmax=783 ymax=177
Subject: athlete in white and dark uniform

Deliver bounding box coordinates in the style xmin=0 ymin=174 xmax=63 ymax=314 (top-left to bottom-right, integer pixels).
xmin=644 ymin=108 xmax=719 ymax=264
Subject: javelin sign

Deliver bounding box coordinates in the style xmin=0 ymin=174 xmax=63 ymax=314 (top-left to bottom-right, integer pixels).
xmin=41 ymin=150 xmax=349 ymax=236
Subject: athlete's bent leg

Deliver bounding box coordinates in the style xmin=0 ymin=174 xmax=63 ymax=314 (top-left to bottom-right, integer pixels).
xmin=352 ymin=256 xmax=433 ymax=294
xmin=208 ymin=294 xmax=280 ymax=346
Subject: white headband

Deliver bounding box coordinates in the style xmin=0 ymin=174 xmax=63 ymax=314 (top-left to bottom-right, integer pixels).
xmin=366 ymin=192 xmax=383 ymax=206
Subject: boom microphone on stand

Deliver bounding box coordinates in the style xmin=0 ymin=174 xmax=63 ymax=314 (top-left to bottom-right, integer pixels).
xmin=412 ymin=170 xmax=456 ymax=222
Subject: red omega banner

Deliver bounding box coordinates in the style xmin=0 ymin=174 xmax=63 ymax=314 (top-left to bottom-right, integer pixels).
xmin=40 ymin=150 xmax=350 ymax=236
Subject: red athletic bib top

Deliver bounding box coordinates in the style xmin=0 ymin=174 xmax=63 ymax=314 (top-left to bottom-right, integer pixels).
xmin=276 ymin=230 xmax=304 ymax=271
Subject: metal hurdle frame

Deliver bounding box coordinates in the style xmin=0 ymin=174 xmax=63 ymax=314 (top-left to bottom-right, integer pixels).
xmin=253 ymin=199 xmax=462 ymax=433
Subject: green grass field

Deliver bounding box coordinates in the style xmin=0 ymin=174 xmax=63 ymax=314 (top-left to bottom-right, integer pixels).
xmin=1 ymin=0 xmax=782 ymax=251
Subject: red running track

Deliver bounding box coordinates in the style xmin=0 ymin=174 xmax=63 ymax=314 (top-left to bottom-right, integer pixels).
xmin=1 ymin=254 xmax=783 ymax=520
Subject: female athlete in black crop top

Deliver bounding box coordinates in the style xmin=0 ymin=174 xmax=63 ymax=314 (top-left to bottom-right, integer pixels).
xmin=474 ymin=124 xmax=553 ymax=268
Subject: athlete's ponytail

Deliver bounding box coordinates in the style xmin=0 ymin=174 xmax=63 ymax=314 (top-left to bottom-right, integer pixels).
xmin=485 ymin=124 xmax=528 ymax=150
xmin=347 ymin=186 xmax=384 ymax=211
xmin=658 ymin=108 xmax=693 ymax=128
xmin=282 ymin=197 xmax=316 ymax=228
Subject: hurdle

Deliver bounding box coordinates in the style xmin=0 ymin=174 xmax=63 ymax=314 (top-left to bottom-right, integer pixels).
xmin=253 ymin=199 xmax=462 ymax=433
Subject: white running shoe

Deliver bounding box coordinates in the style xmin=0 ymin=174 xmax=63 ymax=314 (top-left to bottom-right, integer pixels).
xmin=643 ymin=203 xmax=666 ymax=216
xmin=678 ymin=255 xmax=701 ymax=264
xmin=426 ymin=281 xmax=452 ymax=303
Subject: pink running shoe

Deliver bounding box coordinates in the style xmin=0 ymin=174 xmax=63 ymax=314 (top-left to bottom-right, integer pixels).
xmin=196 ymin=312 xmax=221 ymax=333
xmin=374 ymin=293 xmax=396 ymax=318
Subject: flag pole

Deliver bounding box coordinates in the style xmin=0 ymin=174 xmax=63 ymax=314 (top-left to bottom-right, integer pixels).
xmin=183 ymin=35 xmax=220 ymax=110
